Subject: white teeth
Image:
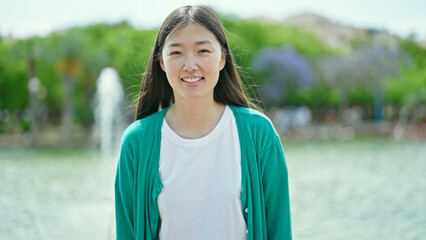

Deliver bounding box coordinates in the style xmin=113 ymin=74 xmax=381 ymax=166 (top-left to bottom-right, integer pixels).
xmin=182 ymin=77 xmax=202 ymax=83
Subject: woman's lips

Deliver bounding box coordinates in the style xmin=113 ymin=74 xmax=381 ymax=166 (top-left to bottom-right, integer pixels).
xmin=181 ymin=77 xmax=203 ymax=87
xmin=181 ymin=77 xmax=203 ymax=83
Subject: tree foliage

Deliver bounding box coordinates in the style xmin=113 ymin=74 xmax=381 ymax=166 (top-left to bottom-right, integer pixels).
xmin=0 ymin=16 xmax=424 ymax=132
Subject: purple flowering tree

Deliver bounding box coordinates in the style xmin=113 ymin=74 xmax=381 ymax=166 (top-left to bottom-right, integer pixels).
xmin=315 ymin=45 xmax=409 ymax=121
xmin=253 ymin=45 xmax=313 ymax=106
xmin=353 ymin=46 xmax=408 ymax=121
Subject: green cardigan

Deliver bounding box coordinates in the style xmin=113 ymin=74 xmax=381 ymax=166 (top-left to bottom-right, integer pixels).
xmin=115 ymin=105 xmax=292 ymax=240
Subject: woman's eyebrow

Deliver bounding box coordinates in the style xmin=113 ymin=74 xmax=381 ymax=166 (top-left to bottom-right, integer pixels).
xmin=195 ymin=40 xmax=213 ymax=45
xmin=167 ymin=40 xmax=213 ymax=48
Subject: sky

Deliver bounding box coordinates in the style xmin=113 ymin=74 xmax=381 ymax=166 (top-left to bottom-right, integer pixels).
xmin=1 ymin=0 xmax=425 ymax=40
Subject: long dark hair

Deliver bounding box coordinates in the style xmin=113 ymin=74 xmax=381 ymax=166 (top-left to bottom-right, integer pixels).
xmin=135 ymin=5 xmax=260 ymax=120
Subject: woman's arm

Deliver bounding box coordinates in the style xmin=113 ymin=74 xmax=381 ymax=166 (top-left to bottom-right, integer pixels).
xmin=115 ymin=139 xmax=135 ymax=239
xmin=261 ymin=136 xmax=292 ymax=240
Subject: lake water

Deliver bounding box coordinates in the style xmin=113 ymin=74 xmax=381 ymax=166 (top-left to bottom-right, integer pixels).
xmin=0 ymin=139 xmax=425 ymax=239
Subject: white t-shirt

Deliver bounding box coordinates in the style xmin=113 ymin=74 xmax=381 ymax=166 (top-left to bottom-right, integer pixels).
xmin=158 ymin=105 xmax=247 ymax=240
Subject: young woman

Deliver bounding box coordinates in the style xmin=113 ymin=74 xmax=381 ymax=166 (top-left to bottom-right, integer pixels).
xmin=115 ymin=5 xmax=292 ymax=240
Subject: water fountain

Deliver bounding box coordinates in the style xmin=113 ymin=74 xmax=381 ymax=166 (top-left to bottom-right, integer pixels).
xmin=93 ymin=67 xmax=125 ymax=159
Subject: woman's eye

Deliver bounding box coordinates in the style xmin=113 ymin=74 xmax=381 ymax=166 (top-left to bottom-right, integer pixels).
xmin=198 ymin=49 xmax=210 ymax=54
xmin=170 ymin=51 xmax=181 ymax=55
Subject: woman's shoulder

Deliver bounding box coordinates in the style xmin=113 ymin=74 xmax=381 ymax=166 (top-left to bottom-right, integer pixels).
xmin=228 ymin=105 xmax=280 ymax=140
xmin=229 ymin=105 xmax=274 ymax=128
xmin=229 ymin=105 xmax=281 ymax=151
xmin=121 ymin=108 xmax=168 ymax=143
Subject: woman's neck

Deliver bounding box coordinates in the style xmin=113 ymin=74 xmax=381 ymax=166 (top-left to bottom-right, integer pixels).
xmin=165 ymin=98 xmax=226 ymax=139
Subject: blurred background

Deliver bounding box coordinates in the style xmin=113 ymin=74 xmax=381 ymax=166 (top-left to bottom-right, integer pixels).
xmin=0 ymin=0 xmax=425 ymax=239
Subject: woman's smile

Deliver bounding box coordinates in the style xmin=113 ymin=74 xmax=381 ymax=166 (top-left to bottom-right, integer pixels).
xmin=181 ymin=75 xmax=204 ymax=88
xmin=181 ymin=77 xmax=203 ymax=83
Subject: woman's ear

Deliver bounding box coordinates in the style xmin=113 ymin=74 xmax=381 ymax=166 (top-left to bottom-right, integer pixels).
xmin=219 ymin=52 xmax=226 ymax=71
xmin=159 ymin=54 xmax=166 ymax=72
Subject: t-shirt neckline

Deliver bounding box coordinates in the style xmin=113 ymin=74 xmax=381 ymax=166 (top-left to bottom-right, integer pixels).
xmin=161 ymin=105 xmax=232 ymax=147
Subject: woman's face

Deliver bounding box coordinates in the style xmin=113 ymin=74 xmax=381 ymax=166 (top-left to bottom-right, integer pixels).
xmin=160 ymin=23 xmax=225 ymax=102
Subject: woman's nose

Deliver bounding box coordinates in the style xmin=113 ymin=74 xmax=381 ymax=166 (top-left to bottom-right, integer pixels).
xmin=183 ymin=56 xmax=198 ymax=72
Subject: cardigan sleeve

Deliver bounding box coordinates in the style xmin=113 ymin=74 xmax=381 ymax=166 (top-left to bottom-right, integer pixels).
xmin=115 ymin=136 xmax=135 ymax=239
xmin=261 ymin=135 xmax=292 ymax=240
